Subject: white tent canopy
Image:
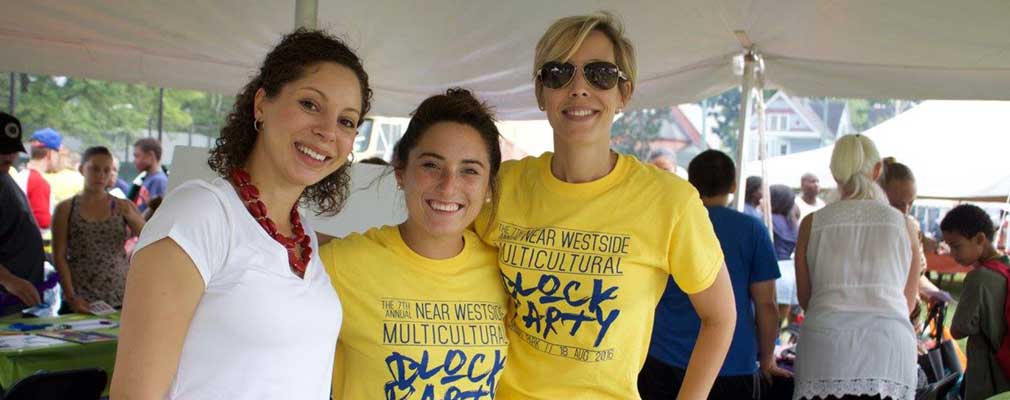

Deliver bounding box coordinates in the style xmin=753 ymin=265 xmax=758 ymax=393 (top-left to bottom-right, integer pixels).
xmin=3 ymin=1 xmax=1010 ymax=120
xmin=742 ymin=100 xmax=1010 ymax=201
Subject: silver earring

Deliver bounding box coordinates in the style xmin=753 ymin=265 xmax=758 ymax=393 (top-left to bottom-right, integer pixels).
xmin=254 ymin=119 xmax=263 ymax=132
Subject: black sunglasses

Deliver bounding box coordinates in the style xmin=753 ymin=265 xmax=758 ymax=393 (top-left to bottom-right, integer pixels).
xmin=536 ymin=61 xmax=628 ymax=91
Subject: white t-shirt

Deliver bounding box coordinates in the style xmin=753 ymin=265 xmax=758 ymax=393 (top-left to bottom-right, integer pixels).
xmin=134 ymin=178 xmax=342 ymax=399
xmin=795 ymin=194 xmax=825 ymax=222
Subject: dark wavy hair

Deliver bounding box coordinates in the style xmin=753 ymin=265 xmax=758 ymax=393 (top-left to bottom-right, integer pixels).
xmin=208 ymin=28 xmax=372 ymax=215
xmin=392 ymin=88 xmax=502 ymax=229
xmin=769 ymin=184 xmax=796 ymax=217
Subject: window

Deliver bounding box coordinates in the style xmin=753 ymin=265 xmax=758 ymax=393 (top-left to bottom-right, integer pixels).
xmin=353 ymin=118 xmax=374 ymax=152
xmin=377 ymin=123 xmax=404 ymax=159
xmin=765 ymin=114 xmax=789 ymax=131
xmin=779 ymin=143 xmax=789 ymax=155
xmin=767 ymin=114 xmax=791 ymax=131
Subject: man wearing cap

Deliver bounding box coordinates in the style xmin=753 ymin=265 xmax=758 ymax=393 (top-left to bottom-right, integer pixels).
xmin=20 ymin=128 xmax=58 ymax=232
xmin=0 ymin=112 xmax=46 ymax=315
xmin=33 ymin=128 xmax=84 ymax=204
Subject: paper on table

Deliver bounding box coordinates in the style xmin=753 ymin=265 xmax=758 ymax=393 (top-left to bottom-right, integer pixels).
xmin=0 ymin=334 xmax=66 ymax=350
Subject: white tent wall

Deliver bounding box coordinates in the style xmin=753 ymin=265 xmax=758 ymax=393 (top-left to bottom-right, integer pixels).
xmin=3 ymin=1 xmax=1010 ymax=120
xmin=742 ymin=100 xmax=1010 ymax=201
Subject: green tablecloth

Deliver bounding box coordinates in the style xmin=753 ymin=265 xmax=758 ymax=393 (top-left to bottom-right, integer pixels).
xmin=0 ymin=313 xmax=118 ymax=394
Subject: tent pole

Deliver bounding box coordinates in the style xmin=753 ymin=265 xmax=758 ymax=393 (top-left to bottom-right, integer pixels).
xmin=7 ymin=72 xmax=14 ymax=113
xmin=732 ymin=54 xmax=756 ymax=212
xmin=295 ymin=0 xmax=318 ymax=29
xmin=157 ymin=87 xmax=164 ymax=142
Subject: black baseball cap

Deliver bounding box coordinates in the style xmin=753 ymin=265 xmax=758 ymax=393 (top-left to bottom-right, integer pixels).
xmin=0 ymin=112 xmax=26 ymax=154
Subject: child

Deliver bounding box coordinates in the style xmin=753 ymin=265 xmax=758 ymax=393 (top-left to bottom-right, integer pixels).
xmin=941 ymin=204 xmax=1010 ymax=399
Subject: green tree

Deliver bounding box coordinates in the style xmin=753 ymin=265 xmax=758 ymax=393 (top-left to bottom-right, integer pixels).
xmin=1 ymin=73 xmax=231 ymax=150
xmin=610 ymin=107 xmax=674 ymax=160
xmin=708 ymin=88 xmax=740 ymax=157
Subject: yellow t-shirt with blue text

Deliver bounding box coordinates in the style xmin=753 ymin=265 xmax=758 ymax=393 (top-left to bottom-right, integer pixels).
xmin=475 ymin=152 xmax=724 ymax=399
xmin=320 ymin=225 xmax=509 ymax=400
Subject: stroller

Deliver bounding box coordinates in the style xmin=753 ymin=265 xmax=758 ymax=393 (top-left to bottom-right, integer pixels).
xmin=916 ymin=301 xmax=964 ymax=400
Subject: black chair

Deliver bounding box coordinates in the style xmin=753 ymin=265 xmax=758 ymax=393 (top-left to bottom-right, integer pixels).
xmin=0 ymin=368 xmax=107 ymax=400
xmin=915 ymin=371 xmax=960 ymax=400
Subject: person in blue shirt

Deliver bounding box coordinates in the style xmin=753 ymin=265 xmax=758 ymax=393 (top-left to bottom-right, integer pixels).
xmin=130 ymin=137 xmax=168 ymax=213
xmin=640 ymin=150 xmax=789 ymax=400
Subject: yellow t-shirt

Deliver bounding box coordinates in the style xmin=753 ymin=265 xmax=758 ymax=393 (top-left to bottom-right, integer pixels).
xmin=320 ymin=225 xmax=510 ymax=400
xmin=475 ymin=152 xmax=725 ymax=399
xmin=43 ymin=169 xmax=84 ymax=203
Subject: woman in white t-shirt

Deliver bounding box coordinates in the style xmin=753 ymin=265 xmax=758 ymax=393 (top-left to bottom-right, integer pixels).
xmin=111 ymin=29 xmax=373 ymax=399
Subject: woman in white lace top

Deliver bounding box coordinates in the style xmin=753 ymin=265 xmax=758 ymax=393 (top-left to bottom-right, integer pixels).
xmin=793 ymin=134 xmax=921 ymax=400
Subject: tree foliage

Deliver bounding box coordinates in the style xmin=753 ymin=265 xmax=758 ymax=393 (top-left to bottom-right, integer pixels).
xmin=0 ymin=73 xmax=232 ymax=150
xmin=610 ymin=107 xmax=674 ymax=160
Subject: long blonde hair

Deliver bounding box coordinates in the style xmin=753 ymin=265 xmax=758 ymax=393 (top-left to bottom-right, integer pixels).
xmin=830 ymin=134 xmax=881 ymax=200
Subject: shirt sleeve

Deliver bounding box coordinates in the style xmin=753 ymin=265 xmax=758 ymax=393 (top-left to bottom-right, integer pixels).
xmin=750 ymin=218 xmax=781 ymax=283
xmin=133 ymin=180 xmax=231 ymax=287
xmin=668 ymin=194 xmax=725 ymax=294
xmin=951 ymin=270 xmax=984 ymax=338
xmin=319 ymin=240 xmax=342 ymax=287
xmin=26 ymin=172 xmax=51 ymax=229
xmin=147 ymin=174 xmax=169 ymax=198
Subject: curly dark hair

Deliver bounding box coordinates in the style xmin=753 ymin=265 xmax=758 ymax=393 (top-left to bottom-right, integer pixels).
xmin=208 ymin=28 xmax=373 ymax=215
xmin=392 ymin=88 xmax=502 ymax=231
xmin=941 ymin=204 xmax=995 ymax=241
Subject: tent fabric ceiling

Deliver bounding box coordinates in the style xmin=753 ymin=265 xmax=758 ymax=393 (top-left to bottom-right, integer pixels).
xmin=2 ymin=1 xmax=1009 ymax=119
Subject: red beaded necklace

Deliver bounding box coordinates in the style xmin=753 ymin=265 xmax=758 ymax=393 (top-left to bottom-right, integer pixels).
xmin=229 ymin=168 xmax=311 ymax=277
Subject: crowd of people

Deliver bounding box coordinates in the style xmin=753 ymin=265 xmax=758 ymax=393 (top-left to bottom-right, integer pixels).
xmin=0 ymin=10 xmax=1006 ymax=400
xmin=0 ymin=119 xmax=170 ymax=316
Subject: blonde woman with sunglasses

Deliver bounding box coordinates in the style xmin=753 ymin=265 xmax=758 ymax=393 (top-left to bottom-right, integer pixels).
xmin=475 ymin=12 xmax=736 ymax=400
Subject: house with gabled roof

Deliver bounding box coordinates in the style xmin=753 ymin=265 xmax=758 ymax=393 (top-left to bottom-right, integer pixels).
xmin=747 ymin=91 xmax=853 ymax=160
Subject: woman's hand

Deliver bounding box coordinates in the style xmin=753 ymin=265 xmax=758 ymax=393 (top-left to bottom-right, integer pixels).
xmin=67 ymin=296 xmax=91 ymax=314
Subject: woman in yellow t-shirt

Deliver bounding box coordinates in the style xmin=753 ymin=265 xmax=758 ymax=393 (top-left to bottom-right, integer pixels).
xmin=320 ymin=88 xmax=509 ymax=399
xmin=474 ymin=12 xmax=737 ymax=399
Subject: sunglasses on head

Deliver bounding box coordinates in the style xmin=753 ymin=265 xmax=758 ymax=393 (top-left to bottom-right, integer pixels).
xmin=536 ymin=61 xmax=628 ymax=91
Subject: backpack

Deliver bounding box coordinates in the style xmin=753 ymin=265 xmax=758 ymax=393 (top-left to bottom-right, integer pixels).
xmin=978 ymin=255 xmax=1010 ymax=381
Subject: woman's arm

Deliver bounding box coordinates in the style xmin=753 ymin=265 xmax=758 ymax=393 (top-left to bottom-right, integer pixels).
xmin=678 ymin=266 xmax=737 ymax=399
xmin=118 ymin=198 xmax=146 ymax=237
xmin=796 ymin=214 xmax=813 ymax=311
xmin=51 ymin=200 xmax=89 ymax=313
xmin=903 ymin=218 xmax=923 ymax=313
xmin=110 ymin=238 xmax=205 ymax=399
